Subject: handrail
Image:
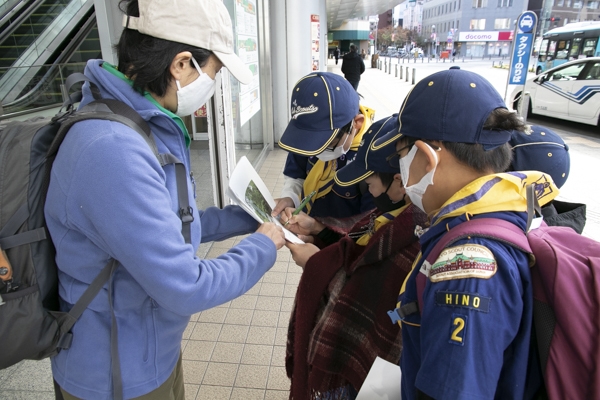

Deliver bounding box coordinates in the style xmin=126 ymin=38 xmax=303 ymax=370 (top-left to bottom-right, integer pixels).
xmin=0 ymin=0 xmax=44 ymax=44
xmin=1 ymin=11 xmax=95 ymax=113
xmin=0 ymin=0 xmax=27 ymax=28
xmin=0 ymin=0 xmax=93 ymax=103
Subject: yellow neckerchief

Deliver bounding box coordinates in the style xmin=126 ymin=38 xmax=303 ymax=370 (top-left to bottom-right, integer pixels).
xmin=302 ymin=104 xmax=374 ymax=214
xmin=430 ymin=170 xmax=559 ymax=227
xmin=395 ymin=170 xmax=560 ymax=315
xmin=101 ymin=63 xmax=191 ymax=147
xmin=355 ymin=202 xmax=408 ymax=246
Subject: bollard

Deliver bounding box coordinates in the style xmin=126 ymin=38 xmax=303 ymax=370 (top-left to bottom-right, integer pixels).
xmin=395 ymin=64 xmax=398 ymax=77
xmin=421 ymin=57 xmax=424 ymax=63
xmin=400 ymin=66 xmax=403 ymax=79
xmin=463 ymin=57 xmax=465 ymax=62
xmin=389 ymin=62 xmax=392 ymax=74
xmin=405 ymin=67 xmax=409 ymax=82
xmin=492 ymin=61 xmax=495 ymax=67
xmin=412 ymin=68 xmax=415 ymax=85
xmin=443 ymin=57 xmax=445 ymax=63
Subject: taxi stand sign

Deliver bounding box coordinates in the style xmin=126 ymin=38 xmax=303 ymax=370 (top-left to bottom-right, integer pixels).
xmin=507 ymin=11 xmax=537 ymax=86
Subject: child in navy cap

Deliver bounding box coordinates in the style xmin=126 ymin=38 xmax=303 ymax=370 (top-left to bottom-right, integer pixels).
xmin=283 ymin=115 xmax=426 ymax=399
xmin=388 ymin=68 xmax=557 ymax=400
xmin=272 ymin=72 xmax=376 ymax=219
xmin=510 ymin=125 xmax=586 ymax=233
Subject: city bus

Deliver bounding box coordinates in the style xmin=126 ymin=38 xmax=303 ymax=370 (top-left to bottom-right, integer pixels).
xmin=535 ymin=21 xmax=600 ymax=75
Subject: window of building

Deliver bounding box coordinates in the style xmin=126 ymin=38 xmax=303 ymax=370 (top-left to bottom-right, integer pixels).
xmin=588 ymin=1 xmax=599 ymax=8
xmin=557 ymin=0 xmax=564 ymax=5
xmin=494 ymin=18 xmax=511 ymax=28
xmin=573 ymin=0 xmax=582 ymax=7
xmin=470 ymin=18 xmax=486 ymax=29
xmin=473 ymin=0 xmax=488 ymax=7
xmin=566 ymin=0 xmax=571 ymax=6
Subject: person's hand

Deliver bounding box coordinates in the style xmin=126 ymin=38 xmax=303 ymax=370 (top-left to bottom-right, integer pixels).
xmin=285 ymin=242 xmax=320 ymax=269
xmin=256 ymin=222 xmax=285 ymax=250
xmin=280 ymin=208 xmax=325 ymax=236
xmin=271 ymin=197 xmax=295 ymax=218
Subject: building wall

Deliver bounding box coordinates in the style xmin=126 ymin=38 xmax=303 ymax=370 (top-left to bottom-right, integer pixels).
xmin=269 ymin=0 xmax=327 ymax=142
xmin=421 ymin=0 xmax=527 ymax=56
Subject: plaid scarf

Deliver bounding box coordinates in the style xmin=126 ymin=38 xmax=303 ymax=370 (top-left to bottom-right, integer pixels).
xmin=286 ymin=204 xmax=427 ymax=399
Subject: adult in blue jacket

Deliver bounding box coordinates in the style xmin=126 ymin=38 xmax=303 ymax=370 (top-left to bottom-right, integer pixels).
xmin=45 ymin=1 xmax=285 ymax=399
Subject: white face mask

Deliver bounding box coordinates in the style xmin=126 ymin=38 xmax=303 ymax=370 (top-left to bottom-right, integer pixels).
xmin=399 ymin=143 xmax=438 ymax=213
xmin=175 ymin=58 xmax=216 ymax=117
xmin=316 ymin=130 xmax=351 ymax=162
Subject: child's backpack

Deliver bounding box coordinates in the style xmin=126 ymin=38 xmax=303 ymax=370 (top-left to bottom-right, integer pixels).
xmin=419 ymin=185 xmax=600 ymax=400
xmin=0 ymin=74 xmax=161 ymax=370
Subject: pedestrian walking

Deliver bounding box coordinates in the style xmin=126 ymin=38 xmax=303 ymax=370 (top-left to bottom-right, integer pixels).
xmin=341 ymin=45 xmax=365 ymax=91
xmin=334 ymin=46 xmax=340 ymax=65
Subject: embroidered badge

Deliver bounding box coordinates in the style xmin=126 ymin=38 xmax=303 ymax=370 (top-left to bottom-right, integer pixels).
xmin=291 ymin=100 xmax=318 ymax=119
xmin=429 ymin=244 xmax=497 ymax=282
xmin=435 ymin=291 xmax=491 ymax=313
xmin=449 ymin=313 xmax=467 ymax=346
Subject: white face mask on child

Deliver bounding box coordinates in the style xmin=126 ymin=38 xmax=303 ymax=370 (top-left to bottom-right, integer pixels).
xmin=316 ymin=129 xmax=352 ymax=162
xmin=399 ymin=143 xmax=439 ymax=213
xmin=175 ymin=58 xmax=216 ymax=117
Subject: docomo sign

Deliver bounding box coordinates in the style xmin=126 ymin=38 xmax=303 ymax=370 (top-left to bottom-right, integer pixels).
xmin=458 ymin=31 xmax=513 ymax=41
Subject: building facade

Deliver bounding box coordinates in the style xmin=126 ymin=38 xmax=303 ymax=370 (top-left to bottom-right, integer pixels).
xmin=421 ymin=0 xmax=527 ymax=57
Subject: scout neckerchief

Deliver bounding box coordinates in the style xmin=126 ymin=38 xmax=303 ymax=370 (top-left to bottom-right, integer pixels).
xmin=430 ymin=171 xmax=559 ymax=227
xmin=355 ymin=202 xmax=408 ymax=246
xmin=302 ymin=104 xmax=374 ymax=214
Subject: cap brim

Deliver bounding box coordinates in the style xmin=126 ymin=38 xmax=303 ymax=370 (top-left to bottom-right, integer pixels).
xmin=278 ymin=122 xmax=339 ymax=156
xmin=335 ymin=162 xmax=374 ymax=187
xmin=214 ymin=50 xmax=253 ymax=85
xmin=336 ymin=128 xmax=402 ymax=187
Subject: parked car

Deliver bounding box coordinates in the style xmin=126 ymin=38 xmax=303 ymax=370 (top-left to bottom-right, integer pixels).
xmin=409 ymin=48 xmax=424 ymax=58
xmin=509 ymin=57 xmax=600 ymax=126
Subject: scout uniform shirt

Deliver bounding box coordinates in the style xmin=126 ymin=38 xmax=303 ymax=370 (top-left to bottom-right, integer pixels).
xmin=397 ymin=171 xmax=557 ymax=400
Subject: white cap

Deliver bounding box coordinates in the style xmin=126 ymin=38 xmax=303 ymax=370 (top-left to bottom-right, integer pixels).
xmin=123 ymin=0 xmax=252 ymax=84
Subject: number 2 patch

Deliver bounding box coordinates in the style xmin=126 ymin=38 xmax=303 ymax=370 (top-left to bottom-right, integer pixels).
xmin=449 ymin=313 xmax=467 ymax=346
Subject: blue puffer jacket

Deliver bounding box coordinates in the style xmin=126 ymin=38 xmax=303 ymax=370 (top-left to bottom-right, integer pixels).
xmin=45 ymin=60 xmax=277 ymax=399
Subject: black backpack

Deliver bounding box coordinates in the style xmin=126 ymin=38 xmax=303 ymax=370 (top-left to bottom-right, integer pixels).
xmin=0 ymin=73 xmax=192 ymax=396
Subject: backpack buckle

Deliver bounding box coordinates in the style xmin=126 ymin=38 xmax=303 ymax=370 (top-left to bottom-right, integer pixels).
xmin=387 ymin=301 xmax=420 ymax=324
xmin=179 ymin=206 xmax=194 ymax=224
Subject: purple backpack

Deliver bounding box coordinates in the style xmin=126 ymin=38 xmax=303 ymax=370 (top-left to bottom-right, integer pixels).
xmin=421 ymin=191 xmax=600 ymax=399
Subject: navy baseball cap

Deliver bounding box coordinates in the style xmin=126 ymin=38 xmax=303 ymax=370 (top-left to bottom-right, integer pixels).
xmin=397 ymin=67 xmax=511 ymax=150
xmin=278 ymin=72 xmax=359 ymax=156
xmin=510 ymin=125 xmax=570 ymax=188
xmin=335 ymin=114 xmax=400 ymax=187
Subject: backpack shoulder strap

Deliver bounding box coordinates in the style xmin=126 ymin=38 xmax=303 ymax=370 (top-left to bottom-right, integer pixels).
xmin=424 ymin=218 xmax=532 ymax=265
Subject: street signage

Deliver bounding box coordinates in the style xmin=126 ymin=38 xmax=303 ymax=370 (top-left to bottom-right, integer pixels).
xmin=507 ymin=11 xmax=537 ymax=85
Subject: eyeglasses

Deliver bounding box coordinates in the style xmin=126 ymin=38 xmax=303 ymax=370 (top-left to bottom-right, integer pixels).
xmin=385 ymin=143 xmax=414 ymax=167
xmin=324 ymin=123 xmax=353 ymax=152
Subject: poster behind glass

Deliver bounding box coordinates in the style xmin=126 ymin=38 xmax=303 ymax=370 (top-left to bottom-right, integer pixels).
xmin=225 ymin=0 xmax=265 ymax=164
